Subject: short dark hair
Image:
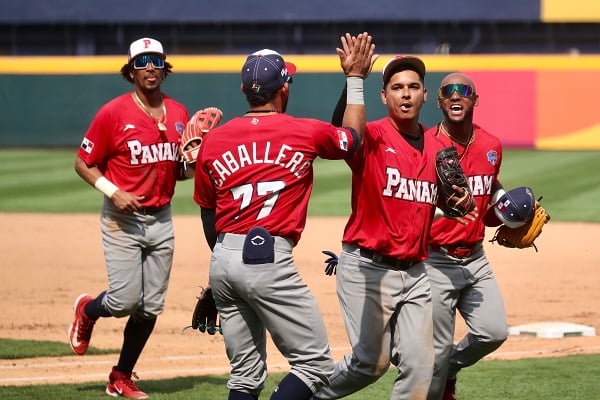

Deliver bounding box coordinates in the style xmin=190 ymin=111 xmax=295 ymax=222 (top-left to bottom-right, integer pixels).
xmin=244 ymin=90 xmax=277 ymax=107
xmin=119 ymin=60 xmax=173 ymax=83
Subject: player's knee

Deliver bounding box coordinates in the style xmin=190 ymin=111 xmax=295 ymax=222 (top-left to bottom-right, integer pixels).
xmin=103 ymin=296 xmax=140 ymax=317
xmin=488 ymin=325 xmax=509 ymax=343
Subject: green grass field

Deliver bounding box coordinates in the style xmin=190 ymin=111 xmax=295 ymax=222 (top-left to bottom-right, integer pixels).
xmin=1 ymin=149 xmax=599 ymax=398
xmin=0 ymin=149 xmax=599 ymax=221
xmin=1 ymin=354 xmax=599 ymax=399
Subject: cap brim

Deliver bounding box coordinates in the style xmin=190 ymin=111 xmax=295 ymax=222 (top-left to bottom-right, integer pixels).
xmin=285 ymin=61 xmax=297 ymax=76
xmin=483 ymin=206 xmax=503 ymax=227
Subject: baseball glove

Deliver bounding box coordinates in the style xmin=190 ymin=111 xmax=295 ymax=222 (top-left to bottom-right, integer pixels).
xmin=435 ymin=146 xmax=475 ymax=218
xmin=490 ymin=200 xmax=550 ymax=251
xmin=182 ymin=285 xmax=222 ymax=335
xmin=180 ymin=107 xmax=223 ymax=163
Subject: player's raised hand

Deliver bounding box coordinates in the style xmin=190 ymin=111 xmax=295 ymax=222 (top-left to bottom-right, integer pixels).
xmin=337 ymin=32 xmax=378 ymax=79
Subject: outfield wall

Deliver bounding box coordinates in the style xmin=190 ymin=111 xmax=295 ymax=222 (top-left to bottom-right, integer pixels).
xmin=2 ymin=54 xmax=600 ymax=149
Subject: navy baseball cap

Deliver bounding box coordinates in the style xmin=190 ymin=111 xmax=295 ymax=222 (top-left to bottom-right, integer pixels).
xmin=382 ymin=55 xmax=426 ymax=85
xmin=241 ymin=49 xmax=297 ymax=95
xmin=483 ymin=186 xmax=536 ymax=228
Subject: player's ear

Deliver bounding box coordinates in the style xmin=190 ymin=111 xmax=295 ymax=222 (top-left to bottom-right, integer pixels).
xmin=380 ymin=89 xmax=387 ymax=105
xmin=473 ymin=93 xmax=480 ymax=107
xmin=280 ymin=83 xmax=289 ymax=97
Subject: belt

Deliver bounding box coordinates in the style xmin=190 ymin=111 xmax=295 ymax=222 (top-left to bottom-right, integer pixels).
xmin=359 ymin=248 xmax=416 ymax=270
xmin=138 ymin=205 xmax=168 ymax=215
xmin=430 ymin=242 xmax=481 ymax=258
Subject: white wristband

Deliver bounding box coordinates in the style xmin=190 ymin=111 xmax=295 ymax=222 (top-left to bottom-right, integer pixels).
xmin=346 ymin=76 xmax=364 ymax=105
xmin=490 ymin=188 xmax=506 ymax=205
xmin=434 ymin=207 xmax=445 ymax=219
xmin=94 ymin=176 xmax=119 ymax=198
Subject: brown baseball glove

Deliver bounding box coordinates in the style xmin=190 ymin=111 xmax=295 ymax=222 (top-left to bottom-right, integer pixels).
xmin=435 ymin=146 xmax=475 ymax=218
xmin=182 ymin=285 xmax=222 ymax=335
xmin=490 ymin=201 xmax=550 ymax=251
xmin=180 ymin=107 xmax=223 ymax=163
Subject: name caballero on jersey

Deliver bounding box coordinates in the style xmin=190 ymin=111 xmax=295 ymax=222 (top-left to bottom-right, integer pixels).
xmin=127 ymin=140 xmax=180 ymax=164
xmin=208 ymin=141 xmax=311 ymax=187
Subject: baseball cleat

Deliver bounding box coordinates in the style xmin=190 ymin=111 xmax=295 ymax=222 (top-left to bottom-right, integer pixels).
xmin=106 ymin=367 xmax=149 ymax=399
xmin=67 ymin=293 xmax=95 ymax=355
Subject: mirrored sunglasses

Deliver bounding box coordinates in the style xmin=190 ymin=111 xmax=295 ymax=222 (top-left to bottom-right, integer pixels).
xmin=286 ymin=75 xmax=293 ymax=84
xmin=438 ymin=83 xmax=475 ymax=98
xmin=132 ymin=54 xmax=165 ymax=69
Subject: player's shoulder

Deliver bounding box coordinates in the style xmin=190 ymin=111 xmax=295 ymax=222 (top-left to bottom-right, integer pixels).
xmin=366 ymin=117 xmax=388 ymax=130
xmin=364 ymin=117 xmax=392 ymax=140
xmin=102 ymin=93 xmax=131 ymax=109
xmin=94 ymin=93 xmax=131 ymax=119
xmin=425 ymin=128 xmax=447 ymax=149
xmin=473 ymin=123 xmax=502 ymax=147
xmin=161 ymin=93 xmax=188 ymax=112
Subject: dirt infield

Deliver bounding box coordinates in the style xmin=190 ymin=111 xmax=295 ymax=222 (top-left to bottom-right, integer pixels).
xmin=1 ymin=213 xmax=599 ymax=386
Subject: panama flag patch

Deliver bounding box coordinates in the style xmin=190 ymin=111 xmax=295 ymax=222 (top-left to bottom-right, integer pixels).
xmin=337 ymin=130 xmax=348 ymax=151
xmin=81 ymin=137 xmax=95 ymax=154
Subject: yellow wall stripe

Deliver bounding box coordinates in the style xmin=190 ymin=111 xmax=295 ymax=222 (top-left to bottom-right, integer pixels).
xmin=3 ymin=54 xmax=600 ymax=75
xmin=542 ymin=0 xmax=600 ymax=22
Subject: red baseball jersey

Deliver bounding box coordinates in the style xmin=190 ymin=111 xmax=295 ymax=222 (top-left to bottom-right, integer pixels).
xmin=194 ymin=113 xmax=357 ymax=245
xmin=427 ymin=123 xmax=503 ymax=245
xmin=77 ymin=93 xmax=189 ymax=208
xmin=342 ymin=118 xmax=445 ymax=261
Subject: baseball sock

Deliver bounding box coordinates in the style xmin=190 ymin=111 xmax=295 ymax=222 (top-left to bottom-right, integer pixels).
xmin=116 ymin=316 xmax=156 ymax=373
xmin=228 ymin=390 xmax=258 ymax=400
xmin=84 ymin=291 xmax=111 ymax=320
xmin=270 ymin=373 xmax=313 ymax=400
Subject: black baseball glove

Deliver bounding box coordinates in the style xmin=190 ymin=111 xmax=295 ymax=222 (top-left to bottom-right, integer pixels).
xmin=182 ymin=285 xmax=222 ymax=335
xmin=435 ymin=146 xmax=475 ymax=218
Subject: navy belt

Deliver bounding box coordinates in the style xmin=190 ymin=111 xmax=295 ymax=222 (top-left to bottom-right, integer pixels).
xmin=359 ymin=248 xmax=416 ymax=270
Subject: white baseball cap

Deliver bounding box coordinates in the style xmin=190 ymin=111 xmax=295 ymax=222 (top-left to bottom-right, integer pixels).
xmin=128 ymin=37 xmax=165 ymax=61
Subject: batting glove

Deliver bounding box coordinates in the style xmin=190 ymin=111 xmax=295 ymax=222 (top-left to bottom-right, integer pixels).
xmin=322 ymin=250 xmax=339 ymax=276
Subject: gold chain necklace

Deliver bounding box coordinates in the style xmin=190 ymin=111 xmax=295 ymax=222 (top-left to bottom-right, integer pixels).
xmin=132 ymin=92 xmax=167 ymax=131
xmin=438 ymin=122 xmax=474 ymax=161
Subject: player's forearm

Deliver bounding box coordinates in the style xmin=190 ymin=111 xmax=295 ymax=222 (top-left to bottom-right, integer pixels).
xmin=331 ymin=83 xmax=347 ymax=127
xmin=200 ymin=207 xmax=218 ymax=251
xmin=342 ymin=77 xmax=366 ymax=144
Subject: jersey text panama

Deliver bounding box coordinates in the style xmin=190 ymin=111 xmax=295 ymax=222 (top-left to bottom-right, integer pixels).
xmin=208 ymin=141 xmax=311 ymax=186
xmin=127 ymin=140 xmax=180 ymax=165
xmin=468 ymin=174 xmax=495 ymax=196
xmin=383 ymin=166 xmax=439 ymax=205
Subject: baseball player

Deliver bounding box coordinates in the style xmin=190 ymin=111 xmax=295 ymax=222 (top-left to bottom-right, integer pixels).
xmin=68 ymin=37 xmax=191 ymax=399
xmin=315 ymin=56 xmax=465 ymax=400
xmin=425 ymin=72 xmax=508 ymax=400
xmin=192 ymin=34 xmax=375 ymax=400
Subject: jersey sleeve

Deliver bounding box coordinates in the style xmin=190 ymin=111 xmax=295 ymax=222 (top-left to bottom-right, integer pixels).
xmin=76 ymin=105 xmax=114 ymax=168
xmin=311 ymin=119 xmax=358 ymax=160
xmin=193 ymin=141 xmax=217 ymax=209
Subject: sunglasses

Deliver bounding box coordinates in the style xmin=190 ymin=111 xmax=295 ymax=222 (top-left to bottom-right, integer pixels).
xmin=438 ymin=83 xmax=475 ymax=98
xmin=286 ymin=75 xmax=293 ymax=84
xmin=132 ymin=54 xmax=165 ymax=69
